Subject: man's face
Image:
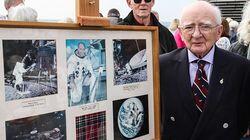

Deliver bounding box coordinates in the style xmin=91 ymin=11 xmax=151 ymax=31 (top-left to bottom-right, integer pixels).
xmin=180 ymin=8 xmax=222 ymax=57
xmin=127 ymin=0 xmax=154 ymax=19
xmin=77 ymin=43 xmax=86 ymax=56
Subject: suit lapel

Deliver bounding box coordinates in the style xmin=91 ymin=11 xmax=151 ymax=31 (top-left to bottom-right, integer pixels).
xmin=176 ymin=48 xmax=200 ymax=121
xmin=191 ymin=47 xmax=229 ymax=139
xmin=203 ymin=47 xmax=228 ymax=120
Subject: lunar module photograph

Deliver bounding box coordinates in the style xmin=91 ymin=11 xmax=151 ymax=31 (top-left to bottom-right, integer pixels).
xmin=113 ymin=39 xmax=147 ymax=85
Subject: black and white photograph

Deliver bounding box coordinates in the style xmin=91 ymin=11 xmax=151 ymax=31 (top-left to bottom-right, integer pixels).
xmin=113 ymin=95 xmax=149 ymax=140
xmin=113 ymin=39 xmax=147 ymax=85
xmin=66 ymin=39 xmax=107 ymax=106
xmin=3 ymin=40 xmax=57 ymax=101
xmin=5 ymin=110 xmax=66 ymax=140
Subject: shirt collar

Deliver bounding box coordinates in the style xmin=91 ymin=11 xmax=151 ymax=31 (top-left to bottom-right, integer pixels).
xmin=188 ymin=45 xmax=215 ymax=64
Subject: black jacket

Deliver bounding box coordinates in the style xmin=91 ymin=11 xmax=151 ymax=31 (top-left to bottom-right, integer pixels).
xmin=229 ymin=41 xmax=249 ymax=58
xmin=119 ymin=11 xmax=177 ymax=54
xmin=160 ymin=47 xmax=250 ymax=140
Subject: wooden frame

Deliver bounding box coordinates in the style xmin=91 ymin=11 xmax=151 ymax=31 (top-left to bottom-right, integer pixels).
xmin=0 ymin=21 xmax=160 ymax=140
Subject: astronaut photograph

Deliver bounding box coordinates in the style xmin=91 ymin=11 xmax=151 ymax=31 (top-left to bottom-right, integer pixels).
xmin=113 ymin=39 xmax=147 ymax=85
xmin=113 ymin=95 xmax=149 ymax=140
xmin=66 ymin=39 xmax=107 ymax=107
xmin=5 ymin=110 xmax=66 ymax=140
xmin=3 ymin=40 xmax=57 ymax=101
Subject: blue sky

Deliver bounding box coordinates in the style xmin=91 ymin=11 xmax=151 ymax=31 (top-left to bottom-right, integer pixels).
xmin=0 ymin=0 xmax=194 ymax=22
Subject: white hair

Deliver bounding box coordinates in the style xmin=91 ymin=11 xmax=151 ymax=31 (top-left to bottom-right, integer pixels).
xmin=237 ymin=1 xmax=250 ymax=44
xmin=226 ymin=17 xmax=233 ymax=23
xmin=7 ymin=0 xmax=37 ymax=21
xmin=229 ymin=20 xmax=239 ymax=29
xmin=180 ymin=1 xmax=222 ymax=25
xmin=212 ymin=4 xmax=222 ymax=25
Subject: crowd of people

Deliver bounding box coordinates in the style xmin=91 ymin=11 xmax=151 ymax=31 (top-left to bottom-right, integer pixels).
xmin=105 ymin=0 xmax=250 ymax=61
xmin=1 ymin=0 xmax=249 ymax=139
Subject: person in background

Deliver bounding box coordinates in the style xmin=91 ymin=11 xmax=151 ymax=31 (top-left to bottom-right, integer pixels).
xmin=169 ymin=18 xmax=180 ymax=34
xmin=216 ymin=18 xmax=231 ymax=50
xmin=173 ymin=28 xmax=186 ymax=48
xmin=229 ymin=1 xmax=250 ymax=60
xmin=160 ymin=1 xmax=250 ymax=139
xmin=119 ymin=0 xmax=177 ymax=54
xmin=226 ymin=17 xmax=233 ymax=23
xmin=99 ymin=13 xmax=103 ymax=17
xmin=4 ymin=0 xmax=37 ymax=21
xmin=107 ymin=8 xmax=122 ymax=25
xmin=229 ymin=20 xmax=239 ymax=44
xmin=170 ymin=18 xmax=186 ymax=48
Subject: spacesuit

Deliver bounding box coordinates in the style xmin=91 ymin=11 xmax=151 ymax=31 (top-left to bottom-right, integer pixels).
xmin=12 ymin=62 xmax=27 ymax=92
xmin=67 ymin=50 xmax=94 ymax=105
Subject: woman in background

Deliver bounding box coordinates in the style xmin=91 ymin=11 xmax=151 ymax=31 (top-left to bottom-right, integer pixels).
xmin=216 ymin=18 xmax=231 ymax=50
xmin=229 ymin=1 xmax=250 ymax=60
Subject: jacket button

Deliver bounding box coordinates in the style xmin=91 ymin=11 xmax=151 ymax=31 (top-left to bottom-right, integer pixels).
xmin=223 ymin=123 xmax=229 ymax=128
xmin=170 ymin=117 xmax=175 ymax=122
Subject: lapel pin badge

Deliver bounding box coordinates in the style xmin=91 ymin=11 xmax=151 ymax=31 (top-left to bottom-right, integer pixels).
xmin=220 ymin=78 xmax=224 ymax=84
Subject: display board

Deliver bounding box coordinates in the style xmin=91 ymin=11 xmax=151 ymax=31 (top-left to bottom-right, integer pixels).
xmin=0 ymin=21 xmax=160 ymax=140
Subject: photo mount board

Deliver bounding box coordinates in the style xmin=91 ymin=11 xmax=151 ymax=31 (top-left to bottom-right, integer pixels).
xmin=0 ymin=21 xmax=160 ymax=140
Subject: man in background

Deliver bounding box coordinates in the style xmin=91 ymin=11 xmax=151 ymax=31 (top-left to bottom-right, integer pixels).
xmin=107 ymin=8 xmax=122 ymax=25
xmin=4 ymin=0 xmax=37 ymax=21
xmin=119 ymin=0 xmax=177 ymax=54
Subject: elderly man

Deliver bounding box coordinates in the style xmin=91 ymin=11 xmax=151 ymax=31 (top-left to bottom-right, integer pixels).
xmin=160 ymin=1 xmax=250 ymax=140
xmin=119 ymin=0 xmax=177 ymax=54
xmin=4 ymin=0 xmax=37 ymax=21
xmin=107 ymin=8 xmax=121 ymax=25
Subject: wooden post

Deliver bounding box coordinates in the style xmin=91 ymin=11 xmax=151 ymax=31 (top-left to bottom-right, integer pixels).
xmin=76 ymin=0 xmax=99 ymax=17
xmin=76 ymin=0 xmax=110 ymax=26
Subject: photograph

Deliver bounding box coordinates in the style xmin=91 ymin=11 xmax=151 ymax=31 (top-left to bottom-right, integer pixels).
xmin=5 ymin=110 xmax=66 ymax=140
xmin=66 ymin=39 xmax=107 ymax=106
xmin=113 ymin=95 xmax=149 ymax=140
xmin=113 ymin=39 xmax=147 ymax=85
xmin=3 ymin=40 xmax=57 ymax=101
xmin=75 ymin=111 xmax=106 ymax=140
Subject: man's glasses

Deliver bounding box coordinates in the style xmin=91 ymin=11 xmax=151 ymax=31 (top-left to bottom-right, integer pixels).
xmin=134 ymin=0 xmax=152 ymax=4
xmin=179 ymin=24 xmax=219 ymax=35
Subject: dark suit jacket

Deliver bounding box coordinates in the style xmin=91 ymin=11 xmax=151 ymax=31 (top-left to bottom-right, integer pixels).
xmin=160 ymin=47 xmax=250 ymax=140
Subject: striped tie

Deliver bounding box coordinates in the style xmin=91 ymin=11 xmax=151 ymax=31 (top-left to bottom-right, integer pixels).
xmin=192 ymin=59 xmax=209 ymax=113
